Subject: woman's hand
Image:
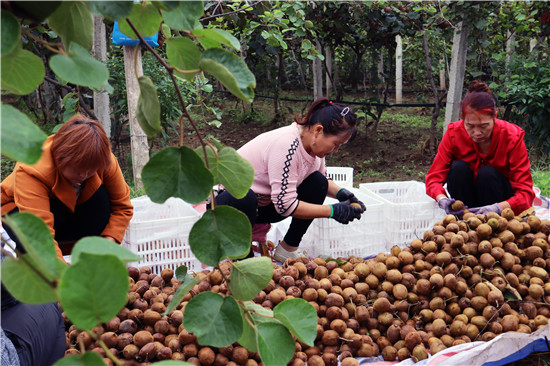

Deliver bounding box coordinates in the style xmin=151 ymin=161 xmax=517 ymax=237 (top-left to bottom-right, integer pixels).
xmin=469 ymin=203 xmax=501 ymax=215
xmin=103 ymin=236 xmax=117 ymax=243
xmin=437 ymin=197 xmax=465 ymax=215
xmin=336 ymin=188 xmax=366 ymax=212
xmin=330 ymin=201 xmax=362 ymax=224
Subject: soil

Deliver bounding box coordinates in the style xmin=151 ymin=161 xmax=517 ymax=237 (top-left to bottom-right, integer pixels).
xmin=128 ymin=96 xmax=438 ymax=187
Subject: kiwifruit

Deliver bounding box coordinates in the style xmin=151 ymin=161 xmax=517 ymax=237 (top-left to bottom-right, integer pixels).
xmin=122 ymin=344 xmax=139 ymax=360
xmin=139 ymin=342 xmax=157 ymax=361
xmin=529 ymin=266 xmax=548 ymax=280
xmin=197 ymin=347 xmax=215 ymax=365
xmin=396 ymin=346 xmax=410 ymax=361
xmin=404 ymin=331 xmax=422 ymax=351
xmin=118 ymin=319 xmax=138 ymax=334
xmin=321 ymin=329 xmax=340 ymax=346
xmin=529 ymin=284 xmax=544 ymax=299
xmin=373 ymin=297 xmax=391 ymax=314
xmin=231 ymin=346 xmax=248 ymax=365
xmin=502 ymin=314 xmax=519 ymax=332
xmin=477 ymin=224 xmax=492 ymax=239
xmin=501 ymin=207 xmax=514 ymax=220
xmin=412 ymin=344 xmax=429 ymax=362
xmin=381 ymin=345 xmax=398 ymax=361
xmin=450 ymin=200 xmax=464 ymax=211
xmin=341 ymin=357 xmax=360 ymax=366
xmin=499 ymin=230 xmax=515 ymax=244
xmin=372 ymin=262 xmax=387 ymax=279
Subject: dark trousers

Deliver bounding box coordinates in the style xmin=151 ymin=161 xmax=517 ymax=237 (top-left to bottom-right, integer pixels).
xmin=447 ymin=160 xmax=514 ymax=207
xmin=1 ymin=301 xmax=66 ymax=366
xmin=215 ymin=171 xmax=328 ymax=248
xmin=4 ymin=185 xmax=111 ymax=255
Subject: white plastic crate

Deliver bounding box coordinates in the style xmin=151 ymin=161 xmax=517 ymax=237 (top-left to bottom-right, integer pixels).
xmin=359 ymin=181 xmax=445 ymax=249
xmin=326 ymin=166 xmax=353 ymax=188
xmin=268 ymin=188 xmax=386 ymax=259
xmin=122 ymin=196 xmax=203 ymax=274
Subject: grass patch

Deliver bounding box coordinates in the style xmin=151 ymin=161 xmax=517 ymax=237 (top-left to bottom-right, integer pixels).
xmin=532 ymin=171 xmax=550 ymax=197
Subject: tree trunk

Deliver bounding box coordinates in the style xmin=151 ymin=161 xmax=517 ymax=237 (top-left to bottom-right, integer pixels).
xmin=123 ymin=46 xmax=149 ymax=190
xmin=444 ymin=19 xmax=469 ymax=131
xmin=325 ymin=46 xmax=333 ymax=98
xmin=273 ymin=49 xmax=283 ymax=120
xmin=313 ymin=39 xmax=323 ymax=100
xmin=395 ymin=35 xmax=403 ymax=104
xmin=92 ymin=16 xmax=111 ymax=138
xmin=506 ymin=30 xmax=516 ymax=73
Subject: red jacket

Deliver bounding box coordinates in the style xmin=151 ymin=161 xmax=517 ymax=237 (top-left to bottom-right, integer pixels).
xmin=425 ymin=119 xmax=534 ymax=215
xmin=1 ymin=136 xmax=133 ymax=260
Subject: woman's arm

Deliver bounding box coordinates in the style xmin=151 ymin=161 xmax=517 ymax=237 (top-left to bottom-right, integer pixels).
xmin=291 ymin=200 xmax=332 ymax=219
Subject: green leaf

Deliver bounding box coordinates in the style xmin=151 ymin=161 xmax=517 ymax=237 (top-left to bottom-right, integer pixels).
xmin=175 ymin=265 xmax=188 ymax=281
xmin=273 ymin=298 xmax=318 ymax=346
xmin=70 ymin=237 xmax=141 ymax=264
xmin=58 ymin=253 xmax=129 ymax=330
xmin=256 ymin=322 xmax=295 ymax=365
xmin=48 ymin=1 xmax=93 ymax=50
xmin=238 ymin=302 xmax=278 ymax=351
xmin=119 ymin=3 xmax=162 ymax=39
xmin=136 ymin=76 xmax=162 ymax=137
xmin=189 ymin=206 xmax=251 ymax=266
xmin=212 ymin=147 xmax=254 ymax=199
xmin=1 ymin=256 xmax=59 ymax=304
xmin=162 ymin=1 xmax=204 ymax=31
xmin=183 ymin=292 xmax=243 ymax=347
xmin=164 ymin=273 xmax=200 ymax=314
xmin=193 ymin=29 xmax=240 ymax=51
xmin=230 ymin=257 xmax=273 ymax=301
xmin=3 ymin=212 xmax=61 ymax=280
xmin=166 ymin=37 xmax=201 ymax=81
xmin=87 ymin=1 xmax=133 ymax=21
xmin=49 ymin=43 xmax=109 ymax=89
xmin=1 ymin=49 xmax=45 ymax=95
xmin=199 ymin=48 xmax=255 ymax=103
xmin=53 ymin=350 xmax=105 ymax=366
xmin=1 ymin=11 xmax=20 ymax=56
xmin=142 ymin=146 xmax=213 ymax=204
xmin=0 ymin=104 xmax=47 ymax=164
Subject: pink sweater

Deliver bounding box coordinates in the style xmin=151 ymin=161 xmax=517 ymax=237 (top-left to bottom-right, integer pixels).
xmin=238 ymin=123 xmax=326 ymax=216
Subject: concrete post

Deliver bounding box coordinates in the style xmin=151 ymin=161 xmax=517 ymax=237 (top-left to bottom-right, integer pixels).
xmin=325 ymin=46 xmax=333 ymax=98
xmin=123 ymin=45 xmax=149 ymax=190
xmin=444 ymin=20 xmax=469 ymax=131
xmin=395 ymin=35 xmax=403 ymax=104
xmin=92 ymin=16 xmax=111 ymax=138
xmin=313 ymin=40 xmax=323 ymax=100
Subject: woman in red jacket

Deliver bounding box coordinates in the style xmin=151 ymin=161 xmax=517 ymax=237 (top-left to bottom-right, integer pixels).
xmin=1 ymin=115 xmax=133 ymax=260
xmin=425 ymin=81 xmax=534 ymax=216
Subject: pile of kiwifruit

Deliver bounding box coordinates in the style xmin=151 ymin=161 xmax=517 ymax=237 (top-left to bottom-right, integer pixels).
xmin=63 ymin=205 xmax=550 ymax=365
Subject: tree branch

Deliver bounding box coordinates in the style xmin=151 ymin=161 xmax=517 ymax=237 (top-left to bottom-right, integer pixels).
xmin=200 ymin=0 xmax=265 ymax=22
xmin=43 ymin=76 xmax=98 ymax=120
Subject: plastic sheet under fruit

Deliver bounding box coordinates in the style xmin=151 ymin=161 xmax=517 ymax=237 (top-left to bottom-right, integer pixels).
xmin=346 ymin=323 xmax=550 ymax=366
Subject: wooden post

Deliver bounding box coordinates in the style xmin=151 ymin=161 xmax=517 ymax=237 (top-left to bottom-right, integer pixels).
xmin=444 ymin=20 xmax=469 ymax=131
xmin=123 ymin=45 xmax=149 ymax=190
xmin=395 ymin=35 xmax=403 ymax=104
xmin=92 ymin=16 xmax=111 ymax=138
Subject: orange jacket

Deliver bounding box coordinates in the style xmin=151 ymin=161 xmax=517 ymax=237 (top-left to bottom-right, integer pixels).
xmin=1 ymin=136 xmax=133 ymax=260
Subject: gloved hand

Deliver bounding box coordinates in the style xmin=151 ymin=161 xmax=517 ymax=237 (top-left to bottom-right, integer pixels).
xmin=437 ymin=197 xmax=465 ymax=215
xmin=330 ymin=200 xmax=362 ymax=224
xmin=469 ymin=203 xmax=501 ymax=215
xmin=336 ymin=188 xmax=366 ymax=212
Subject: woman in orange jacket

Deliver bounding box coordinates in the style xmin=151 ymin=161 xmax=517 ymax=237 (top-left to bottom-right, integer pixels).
xmin=1 ymin=115 xmax=133 ymax=260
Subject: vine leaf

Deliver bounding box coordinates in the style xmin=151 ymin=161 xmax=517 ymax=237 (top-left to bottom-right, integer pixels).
xmin=48 ymin=1 xmax=94 ymax=50
xmin=87 ymin=1 xmax=133 ymax=21
xmin=164 ymin=273 xmax=200 ymax=314
xmin=197 ymin=146 xmax=254 ymax=199
xmin=162 ymin=1 xmax=204 ymax=31
xmin=137 ymin=76 xmax=162 ymax=137
xmin=1 ymin=49 xmax=45 ymax=95
xmin=183 ymin=292 xmax=243 ymax=347
xmin=58 ymin=252 xmax=128 ymax=330
xmin=189 ymin=206 xmax=251 ymax=266
xmin=230 ymin=257 xmax=273 ymax=301
xmin=54 ymin=350 xmax=105 ymax=366
xmin=49 ymin=43 xmax=109 ymax=89
xmin=1 ymin=104 xmax=46 ymax=164
xmin=1 ymin=256 xmax=58 ymax=304
xmin=238 ymin=302 xmax=278 ymax=352
xmin=256 ymin=322 xmax=295 ymax=365
xmin=141 ymin=146 xmax=213 ymax=204
xmin=119 ymin=2 xmax=162 ymax=38
xmin=193 ymin=28 xmax=240 ymax=51
xmin=166 ymin=37 xmax=201 ymax=81
xmin=199 ymin=48 xmax=256 ymax=103
xmin=273 ymin=298 xmax=318 ymax=346
xmin=3 ymin=212 xmax=61 ymax=280
xmin=1 ymin=11 xmax=20 ymax=56
xmin=70 ymin=237 xmax=141 ymax=264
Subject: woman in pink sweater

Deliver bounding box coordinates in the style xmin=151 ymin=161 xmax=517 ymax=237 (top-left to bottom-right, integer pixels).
xmin=216 ymin=98 xmax=365 ymax=262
